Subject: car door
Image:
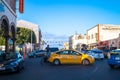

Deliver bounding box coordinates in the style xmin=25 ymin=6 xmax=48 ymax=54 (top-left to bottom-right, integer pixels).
xmin=69 ymin=50 xmax=82 ymax=64
xmin=58 ymin=50 xmax=69 ymax=64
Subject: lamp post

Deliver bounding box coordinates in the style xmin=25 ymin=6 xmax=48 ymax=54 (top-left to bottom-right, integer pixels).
xmin=31 ymin=28 xmax=32 ymax=52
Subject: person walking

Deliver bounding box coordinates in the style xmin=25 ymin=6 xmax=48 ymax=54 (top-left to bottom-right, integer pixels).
xmin=46 ymin=45 xmax=50 ymax=58
xmin=42 ymin=45 xmax=50 ymax=62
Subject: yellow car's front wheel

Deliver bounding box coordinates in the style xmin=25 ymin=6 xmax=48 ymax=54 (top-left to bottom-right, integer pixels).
xmin=53 ymin=59 xmax=60 ymax=65
xmin=82 ymin=59 xmax=90 ymax=65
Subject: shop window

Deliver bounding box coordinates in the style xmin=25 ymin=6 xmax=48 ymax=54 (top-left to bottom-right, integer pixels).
xmin=95 ymin=33 xmax=98 ymax=41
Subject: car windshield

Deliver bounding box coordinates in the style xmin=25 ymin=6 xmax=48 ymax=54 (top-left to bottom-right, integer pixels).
xmin=110 ymin=50 xmax=120 ymax=54
xmin=0 ymin=52 xmax=17 ymax=61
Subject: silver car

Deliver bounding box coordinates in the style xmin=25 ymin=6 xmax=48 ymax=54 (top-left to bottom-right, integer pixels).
xmin=87 ymin=49 xmax=104 ymax=59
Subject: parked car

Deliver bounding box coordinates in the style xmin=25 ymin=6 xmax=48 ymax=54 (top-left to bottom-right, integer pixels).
xmin=87 ymin=49 xmax=104 ymax=59
xmin=28 ymin=50 xmax=46 ymax=58
xmin=35 ymin=50 xmax=46 ymax=57
xmin=48 ymin=49 xmax=95 ymax=65
xmin=108 ymin=49 xmax=120 ymax=69
xmin=0 ymin=52 xmax=24 ymax=73
xmin=28 ymin=51 xmax=37 ymax=58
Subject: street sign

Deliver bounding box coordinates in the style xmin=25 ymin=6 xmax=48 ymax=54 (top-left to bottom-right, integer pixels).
xmin=8 ymin=39 xmax=13 ymax=45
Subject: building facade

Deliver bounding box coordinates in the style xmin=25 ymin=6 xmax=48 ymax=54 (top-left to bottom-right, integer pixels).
xmin=69 ymin=34 xmax=87 ymax=50
xmin=0 ymin=0 xmax=17 ymax=52
xmin=17 ymin=20 xmax=42 ymax=49
xmin=64 ymin=42 xmax=69 ymax=50
xmin=87 ymin=24 xmax=120 ymax=49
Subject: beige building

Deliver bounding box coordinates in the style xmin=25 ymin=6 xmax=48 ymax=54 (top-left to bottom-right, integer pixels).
xmin=69 ymin=34 xmax=87 ymax=50
xmin=64 ymin=42 xmax=69 ymax=50
xmin=87 ymin=24 xmax=120 ymax=49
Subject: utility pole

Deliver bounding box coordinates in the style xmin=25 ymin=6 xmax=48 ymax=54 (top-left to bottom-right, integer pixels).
xmin=31 ymin=28 xmax=32 ymax=52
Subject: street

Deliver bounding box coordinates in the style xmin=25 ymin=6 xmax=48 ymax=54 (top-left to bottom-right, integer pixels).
xmin=0 ymin=58 xmax=120 ymax=80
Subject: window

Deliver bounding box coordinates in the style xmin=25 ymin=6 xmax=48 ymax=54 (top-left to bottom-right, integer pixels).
xmin=91 ymin=34 xmax=93 ymax=39
xmin=57 ymin=50 xmax=69 ymax=55
xmin=88 ymin=36 xmax=90 ymax=40
xmin=69 ymin=50 xmax=80 ymax=55
xmin=95 ymin=33 xmax=98 ymax=41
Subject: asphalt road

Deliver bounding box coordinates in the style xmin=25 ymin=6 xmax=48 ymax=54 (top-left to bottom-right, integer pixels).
xmin=0 ymin=58 xmax=120 ymax=80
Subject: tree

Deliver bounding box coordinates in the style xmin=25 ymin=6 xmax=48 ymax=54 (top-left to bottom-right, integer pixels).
xmin=0 ymin=27 xmax=5 ymax=45
xmin=0 ymin=27 xmax=37 ymax=45
xmin=16 ymin=27 xmax=36 ymax=45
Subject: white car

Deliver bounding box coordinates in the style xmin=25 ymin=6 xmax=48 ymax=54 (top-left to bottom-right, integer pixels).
xmin=88 ymin=49 xmax=104 ymax=59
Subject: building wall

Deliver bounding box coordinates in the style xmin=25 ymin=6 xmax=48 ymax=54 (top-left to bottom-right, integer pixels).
xmin=0 ymin=0 xmax=17 ymax=52
xmin=69 ymin=34 xmax=87 ymax=50
xmin=87 ymin=25 xmax=98 ymax=45
xmin=87 ymin=24 xmax=120 ymax=44
xmin=0 ymin=0 xmax=16 ymax=28
xmin=64 ymin=42 xmax=69 ymax=50
xmin=99 ymin=24 xmax=120 ymax=41
xmin=108 ymin=36 xmax=120 ymax=49
xmin=5 ymin=0 xmax=16 ymax=12
xmin=17 ymin=20 xmax=41 ymax=44
xmin=87 ymin=24 xmax=120 ymax=49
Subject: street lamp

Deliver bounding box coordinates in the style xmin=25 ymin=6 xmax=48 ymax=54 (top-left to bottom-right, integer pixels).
xmin=31 ymin=28 xmax=33 ymax=52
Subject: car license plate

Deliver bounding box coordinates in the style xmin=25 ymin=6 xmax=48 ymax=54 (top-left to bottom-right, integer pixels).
xmin=0 ymin=67 xmax=5 ymax=70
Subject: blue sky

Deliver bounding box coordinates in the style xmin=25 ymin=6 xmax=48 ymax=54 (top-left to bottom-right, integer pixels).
xmin=17 ymin=0 xmax=120 ymax=40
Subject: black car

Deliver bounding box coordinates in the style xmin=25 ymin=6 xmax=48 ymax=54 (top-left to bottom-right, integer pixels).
xmin=0 ymin=52 xmax=24 ymax=73
xmin=28 ymin=50 xmax=46 ymax=58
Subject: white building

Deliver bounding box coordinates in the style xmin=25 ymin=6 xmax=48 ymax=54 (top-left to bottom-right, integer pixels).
xmin=17 ymin=20 xmax=42 ymax=49
xmin=0 ymin=0 xmax=17 ymax=52
xmin=69 ymin=34 xmax=87 ymax=50
xmin=64 ymin=42 xmax=69 ymax=50
xmin=87 ymin=24 xmax=120 ymax=49
xmin=17 ymin=20 xmax=42 ymax=43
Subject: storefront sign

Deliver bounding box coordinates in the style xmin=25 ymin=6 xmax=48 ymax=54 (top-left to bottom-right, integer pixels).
xmin=0 ymin=1 xmax=5 ymax=12
xmin=102 ymin=26 xmax=120 ymax=30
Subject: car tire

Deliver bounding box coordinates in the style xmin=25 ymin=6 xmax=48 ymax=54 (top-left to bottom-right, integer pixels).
xmin=21 ymin=62 xmax=24 ymax=69
xmin=53 ymin=59 xmax=60 ymax=65
xmin=82 ymin=59 xmax=90 ymax=65
xmin=109 ymin=65 xmax=115 ymax=69
xmin=16 ymin=65 xmax=21 ymax=72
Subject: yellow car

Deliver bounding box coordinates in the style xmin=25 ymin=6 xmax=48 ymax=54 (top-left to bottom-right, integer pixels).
xmin=48 ymin=49 xmax=95 ymax=65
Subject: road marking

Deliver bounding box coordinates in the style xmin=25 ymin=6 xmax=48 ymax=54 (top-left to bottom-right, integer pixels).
xmin=92 ymin=67 xmax=98 ymax=73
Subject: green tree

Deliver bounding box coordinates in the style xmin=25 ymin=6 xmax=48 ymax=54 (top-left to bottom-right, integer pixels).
xmin=0 ymin=27 xmax=5 ymax=45
xmin=0 ymin=27 xmax=37 ymax=45
xmin=16 ymin=27 xmax=36 ymax=45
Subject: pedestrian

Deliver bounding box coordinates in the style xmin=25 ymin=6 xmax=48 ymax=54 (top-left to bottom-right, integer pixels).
xmin=46 ymin=45 xmax=50 ymax=58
